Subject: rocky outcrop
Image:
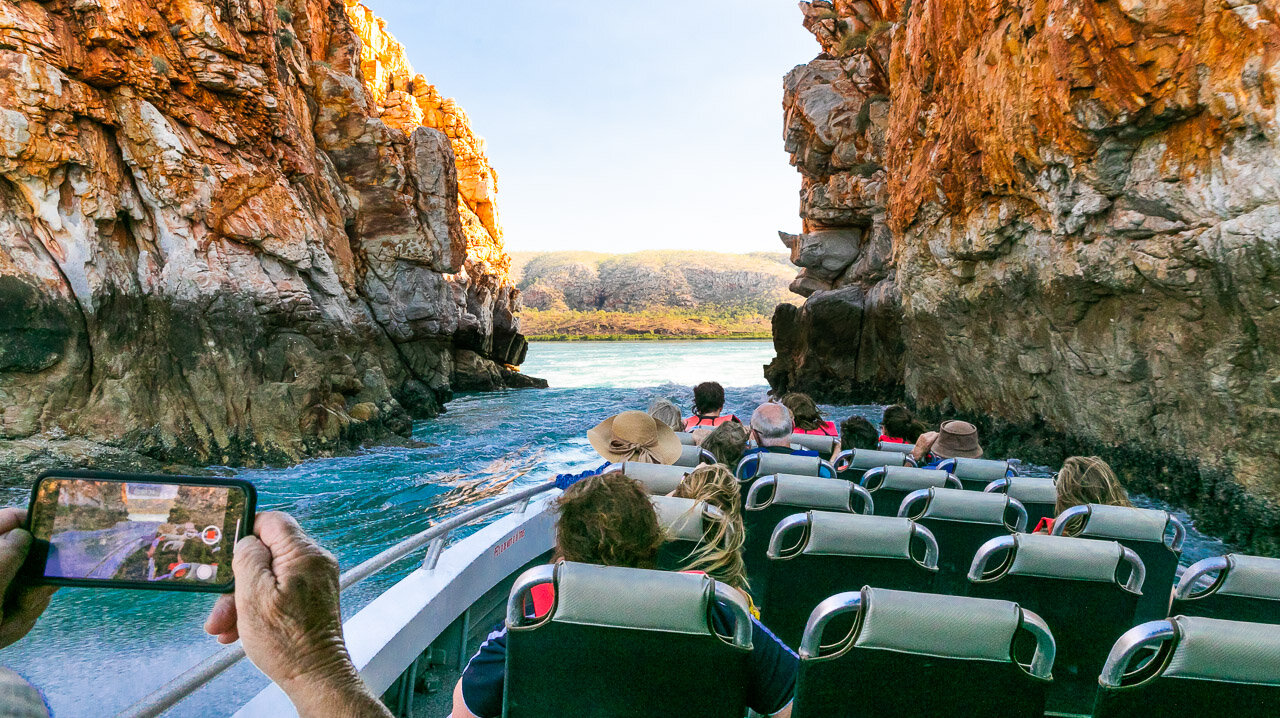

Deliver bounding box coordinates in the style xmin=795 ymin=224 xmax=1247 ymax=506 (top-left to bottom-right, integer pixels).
xmin=769 ymin=0 xmax=1280 ymax=551
xmin=0 ymin=0 xmax=537 ymax=475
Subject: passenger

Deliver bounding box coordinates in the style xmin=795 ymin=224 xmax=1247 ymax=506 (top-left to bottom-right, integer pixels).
xmin=587 ymin=410 xmax=683 ymax=465
xmin=880 ymin=404 xmax=927 ymax=444
xmin=912 ymin=419 xmax=982 ymax=467
xmin=839 ymin=415 xmax=880 ymax=451
xmin=670 ymin=464 xmax=753 ymax=609
xmin=743 ymin=403 xmax=819 ymax=458
xmin=0 ymin=507 xmax=397 ymax=718
xmin=647 ymin=397 xmax=684 ymax=432
xmin=700 ymin=420 xmax=750 ymax=468
xmin=452 ymin=472 xmax=797 ymax=718
xmin=780 ymin=392 xmax=841 ymax=456
xmin=1035 ymin=456 xmax=1132 ymax=533
xmin=683 ymin=381 xmax=742 ymax=430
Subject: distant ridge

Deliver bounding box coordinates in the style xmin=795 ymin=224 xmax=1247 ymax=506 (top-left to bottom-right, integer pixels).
xmin=511 ymin=250 xmax=797 ymax=340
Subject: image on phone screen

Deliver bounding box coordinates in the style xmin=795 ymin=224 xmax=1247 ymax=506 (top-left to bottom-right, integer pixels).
xmin=28 ymin=476 xmax=251 ymax=588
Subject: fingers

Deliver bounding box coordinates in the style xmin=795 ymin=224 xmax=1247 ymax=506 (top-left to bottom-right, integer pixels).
xmin=0 ymin=583 xmax=56 ymax=650
xmin=0 ymin=508 xmax=26 ymax=534
xmin=0 ymin=526 xmax=33 ymax=590
xmin=252 ymin=511 xmax=307 ymax=553
xmin=232 ymin=535 xmax=275 ymax=595
xmin=205 ymin=593 xmax=238 ymax=641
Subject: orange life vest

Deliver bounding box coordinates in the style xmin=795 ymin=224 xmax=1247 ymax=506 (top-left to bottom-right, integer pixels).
xmin=683 ymin=414 xmax=739 ymax=431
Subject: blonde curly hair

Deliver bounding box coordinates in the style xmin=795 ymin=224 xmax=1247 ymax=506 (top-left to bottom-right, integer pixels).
xmin=671 ymin=464 xmax=749 ymax=592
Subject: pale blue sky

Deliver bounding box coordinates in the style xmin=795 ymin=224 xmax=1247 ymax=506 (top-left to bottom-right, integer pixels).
xmin=366 ymin=1 xmax=819 ymax=253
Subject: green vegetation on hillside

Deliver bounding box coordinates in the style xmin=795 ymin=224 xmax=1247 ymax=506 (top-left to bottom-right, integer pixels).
xmin=522 ymin=307 xmax=774 ymax=341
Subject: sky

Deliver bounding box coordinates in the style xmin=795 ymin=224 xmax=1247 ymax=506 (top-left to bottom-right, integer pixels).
xmin=367 ymin=0 xmax=820 ymax=254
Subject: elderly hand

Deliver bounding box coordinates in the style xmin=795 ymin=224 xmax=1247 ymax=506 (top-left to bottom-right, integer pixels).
xmin=0 ymin=508 xmax=57 ymax=650
xmin=205 ymin=512 xmax=391 ymax=718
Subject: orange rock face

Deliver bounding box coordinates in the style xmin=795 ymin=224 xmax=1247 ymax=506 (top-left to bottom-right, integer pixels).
xmin=771 ymin=0 xmax=1280 ymax=550
xmin=0 ymin=0 xmax=535 ymax=472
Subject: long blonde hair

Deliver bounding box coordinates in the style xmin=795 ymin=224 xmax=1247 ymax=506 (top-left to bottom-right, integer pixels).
xmin=671 ymin=464 xmax=749 ymax=591
xmin=1055 ymin=456 xmax=1131 ymax=532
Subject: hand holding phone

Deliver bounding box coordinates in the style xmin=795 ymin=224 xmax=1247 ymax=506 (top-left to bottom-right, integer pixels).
xmin=23 ymin=471 xmax=256 ymax=592
xmin=0 ymin=508 xmax=57 ymax=648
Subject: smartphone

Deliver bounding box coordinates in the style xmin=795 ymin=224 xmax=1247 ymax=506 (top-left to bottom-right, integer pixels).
xmin=22 ymin=470 xmax=256 ymax=592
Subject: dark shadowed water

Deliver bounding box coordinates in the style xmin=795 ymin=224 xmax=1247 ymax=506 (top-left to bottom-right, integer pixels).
xmin=1 ymin=341 xmax=1232 ymax=717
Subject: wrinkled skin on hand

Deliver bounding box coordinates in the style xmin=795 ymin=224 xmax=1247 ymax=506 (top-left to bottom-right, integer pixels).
xmin=0 ymin=508 xmax=57 ymax=650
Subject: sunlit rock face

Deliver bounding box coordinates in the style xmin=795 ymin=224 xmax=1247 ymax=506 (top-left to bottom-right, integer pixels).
xmin=770 ymin=0 xmax=1280 ymax=548
xmin=0 ymin=0 xmax=536 ymax=471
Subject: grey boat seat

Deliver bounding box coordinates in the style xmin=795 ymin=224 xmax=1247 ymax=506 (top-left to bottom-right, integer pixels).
xmin=966 ymin=532 xmax=1145 ymax=714
xmin=899 ymin=487 xmax=1027 ymax=594
xmin=650 ymin=495 xmax=727 ymax=572
xmin=760 ymin=511 xmax=939 ymax=648
xmin=742 ymin=474 xmax=873 ymax=602
xmin=860 ymin=466 xmax=961 ymax=517
xmin=734 ymin=451 xmax=836 ymax=503
xmin=833 ymin=448 xmax=913 ymax=482
xmin=985 ymin=476 xmax=1057 ymax=532
xmin=787 ymin=433 xmax=838 ymax=460
xmin=791 ymin=586 xmax=1054 ymax=718
xmin=673 ymin=444 xmax=716 ymax=468
xmin=505 ymin=561 xmax=753 ymax=718
xmin=675 ymin=431 xmax=697 ymax=446
xmin=619 ymin=461 xmax=689 ymax=495
xmin=1052 ymin=503 xmax=1185 ymax=623
xmin=876 ymin=440 xmax=915 ymax=455
xmin=1093 ymin=616 xmax=1280 ymax=717
xmin=1172 ymin=553 xmax=1280 ymax=625
xmin=936 ymin=457 xmax=1017 ymax=491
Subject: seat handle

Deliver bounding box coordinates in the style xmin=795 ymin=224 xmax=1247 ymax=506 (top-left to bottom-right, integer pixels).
xmin=832 ymin=449 xmax=853 ymax=472
xmin=1099 ymin=620 xmax=1178 ymax=687
xmin=942 ymin=473 xmax=963 ymax=490
xmin=850 ymin=483 xmax=875 ymax=515
xmin=800 ymin=590 xmax=864 ymax=659
xmin=1049 ymin=505 xmax=1089 ymax=535
xmin=897 ymin=488 xmax=931 ymax=519
xmin=859 ymin=466 xmax=886 ymax=489
xmin=713 ymin=582 xmax=755 ymax=649
xmin=1168 ymin=515 xmax=1186 ymax=552
xmin=744 ymin=475 xmax=777 ymax=510
xmin=507 ymin=564 xmax=556 ymax=627
xmin=766 ymin=513 xmax=811 ymax=559
xmin=1119 ymin=545 xmax=1146 ymax=594
xmin=983 ymin=478 xmax=1011 ymax=493
xmin=698 ymin=448 xmax=716 ymax=465
xmin=1006 ymin=497 xmax=1029 ymax=532
xmin=911 ymin=523 xmax=940 ymax=569
xmin=1173 ymin=555 xmax=1230 ymax=600
xmin=1019 ymin=608 xmax=1057 ymax=680
xmin=967 ymin=534 xmax=1018 ymax=582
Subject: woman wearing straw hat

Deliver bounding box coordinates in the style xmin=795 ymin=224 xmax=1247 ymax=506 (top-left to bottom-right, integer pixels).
xmin=912 ymin=419 xmax=983 ymax=468
xmin=553 ymin=411 xmax=684 ymax=490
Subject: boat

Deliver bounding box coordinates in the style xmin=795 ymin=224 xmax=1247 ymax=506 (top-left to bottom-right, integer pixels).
xmin=115 ymin=443 xmax=1280 ymax=718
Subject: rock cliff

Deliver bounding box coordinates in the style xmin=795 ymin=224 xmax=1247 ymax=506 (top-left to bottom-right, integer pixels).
xmin=0 ymin=0 xmax=538 ymax=476
xmin=769 ymin=0 xmax=1280 ymax=551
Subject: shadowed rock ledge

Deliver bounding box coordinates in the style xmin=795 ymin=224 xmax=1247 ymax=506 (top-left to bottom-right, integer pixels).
xmin=768 ymin=0 xmax=1280 ymax=552
xmin=0 ymin=0 xmax=542 ymax=479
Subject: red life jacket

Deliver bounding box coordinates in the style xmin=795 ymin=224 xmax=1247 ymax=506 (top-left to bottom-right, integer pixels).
xmin=684 ymin=414 xmax=739 ymax=431
xmin=879 ymin=434 xmax=909 ymax=444
xmin=795 ymin=421 xmax=839 ymax=437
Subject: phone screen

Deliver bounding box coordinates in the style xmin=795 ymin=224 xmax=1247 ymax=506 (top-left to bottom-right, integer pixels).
xmin=26 ymin=473 xmax=253 ymax=591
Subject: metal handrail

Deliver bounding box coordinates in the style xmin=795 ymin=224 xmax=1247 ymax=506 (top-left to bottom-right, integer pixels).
xmin=116 ymin=479 xmax=559 ymax=718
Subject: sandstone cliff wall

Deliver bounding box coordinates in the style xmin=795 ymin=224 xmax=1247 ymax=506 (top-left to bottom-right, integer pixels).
xmin=0 ymin=0 xmax=536 ymax=474
xmin=769 ymin=0 xmax=1280 ymax=551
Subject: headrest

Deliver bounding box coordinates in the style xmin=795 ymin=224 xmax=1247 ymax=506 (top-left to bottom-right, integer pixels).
xmin=620 ymin=461 xmax=688 ymax=495
xmin=762 ymin=474 xmax=853 ymax=512
xmin=1165 ymin=616 xmax=1280 ymax=685
xmin=801 ymin=512 xmax=915 ymax=559
xmin=998 ymin=477 xmax=1057 ymax=505
xmin=1219 ymin=554 xmax=1280 ymax=600
xmin=752 ymin=451 xmax=824 ymax=478
xmin=871 ymin=466 xmax=954 ymax=491
xmin=1006 ymin=533 xmax=1126 ymax=583
xmin=916 ymin=488 xmax=1012 ymax=525
xmin=845 ymin=449 xmax=909 ymax=471
xmin=949 ymin=458 xmax=1012 ymax=481
xmin=650 ymin=495 xmax=707 ymax=542
xmin=877 ymin=441 xmax=915 ymax=454
xmin=675 ymin=432 xmax=697 ymax=446
xmin=1074 ymin=504 xmax=1170 ymax=544
xmin=789 ymin=433 xmax=837 ymax=455
xmin=551 ymin=562 xmax=714 ymax=635
xmin=855 ymin=587 xmax=1021 ymax=663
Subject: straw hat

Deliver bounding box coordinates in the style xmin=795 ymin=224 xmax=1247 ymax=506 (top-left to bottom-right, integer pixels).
xmin=930 ymin=420 xmax=983 ymax=459
xmin=588 ymin=410 xmax=683 ymax=464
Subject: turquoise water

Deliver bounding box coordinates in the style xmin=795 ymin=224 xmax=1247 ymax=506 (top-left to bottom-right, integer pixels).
xmin=1 ymin=340 xmax=1230 ymax=717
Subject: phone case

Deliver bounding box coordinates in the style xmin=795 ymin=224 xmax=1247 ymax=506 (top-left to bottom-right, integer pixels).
xmin=23 ymin=469 xmax=257 ymax=593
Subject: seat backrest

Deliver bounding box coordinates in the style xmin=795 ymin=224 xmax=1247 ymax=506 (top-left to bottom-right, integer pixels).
xmin=966 ymin=533 xmax=1145 ymax=714
xmin=937 ymin=457 xmax=1016 ymax=491
xmin=792 ymin=587 xmax=1053 ymax=718
xmin=788 ymin=433 xmax=838 ymax=459
xmin=900 ymin=487 xmax=1026 ymax=593
xmin=673 ymin=444 xmax=715 ymax=468
xmin=620 ymin=461 xmax=689 ymax=495
xmin=741 ymin=474 xmax=873 ymax=601
xmin=505 ymin=562 xmax=752 ymax=718
xmin=1093 ymin=616 xmax=1280 ymax=717
xmin=650 ymin=495 xmax=723 ymax=572
xmin=735 ymin=450 xmax=836 ymax=481
xmin=985 ymin=477 xmax=1057 ymax=532
xmin=1172 ymin=554 xmax=1280 ymax=625
xmin=834 ymin=448 xmax=912 ymax=482
xmin=1052 ymin=504 xmax=1184 ymax=623
xmin=861 ymin=466 xmax=962 ymax=517
xmin=675 ymin=431 xmax=697 ymax=446
xmin=761 ymin=512 xmax=939 ymax=648
xmin=876 ymin=440 xmax=915 ymax=455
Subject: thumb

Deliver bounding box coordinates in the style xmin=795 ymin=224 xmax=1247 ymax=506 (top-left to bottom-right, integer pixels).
xmin=232 ymin=535 xmax=275 ymax=595
xmin=0 ymin=527 xmax=33 ymax=590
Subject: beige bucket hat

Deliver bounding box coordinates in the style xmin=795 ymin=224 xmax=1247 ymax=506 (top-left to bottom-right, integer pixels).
xmin=587 ymin=410 xmax=682 ymax=464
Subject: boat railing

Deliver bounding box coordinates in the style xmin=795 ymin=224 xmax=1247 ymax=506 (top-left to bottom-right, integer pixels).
xmin=115 ymin=479 xmax=560 ymax=718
